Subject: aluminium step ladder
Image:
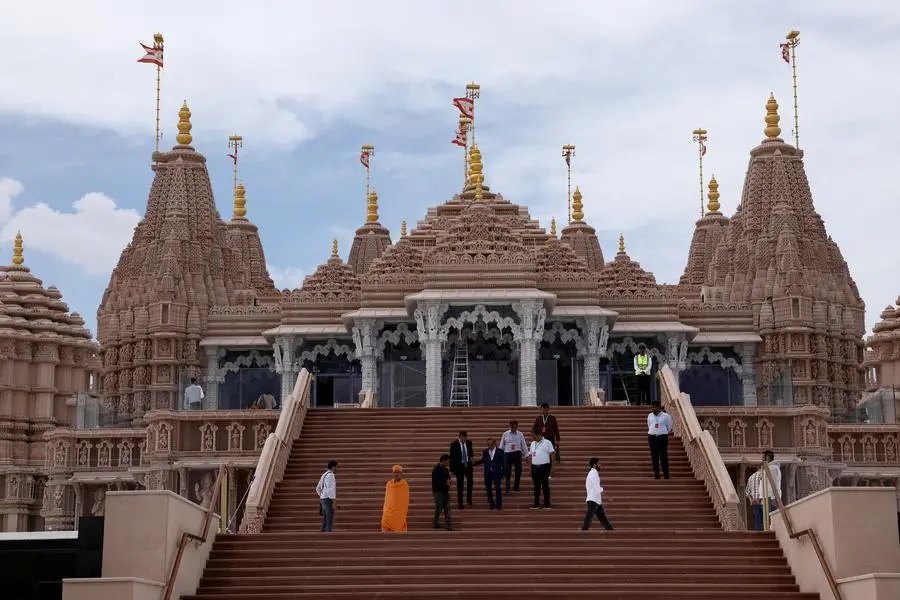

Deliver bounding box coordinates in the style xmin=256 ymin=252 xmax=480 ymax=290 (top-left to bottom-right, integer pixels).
xmin=449 ymin=335 xmax=471 ymax=407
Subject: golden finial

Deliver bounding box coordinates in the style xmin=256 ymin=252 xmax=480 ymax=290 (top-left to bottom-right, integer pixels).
xmin=617 ymin=233 xmax=626 ymax=254
xmin=468 ymin=144 xmax=485 ymax=201
xmin=233 ymin=181 xmax=247 ymax=219
xmin=400 ymin=220 xmax=407 ymax=237
xmin=571 ymin=186 xmax=584 ymax=222
xmin=176 ymin=100 xmax=193 ymax=145
xmin=366 ymin=189 xmax=379 ymax=223
xmin=331 ymin=238 xmax=339 ymax=258
xmin=550 ymin=218 xmax=557 ymax=236
xmin=764 ymin=93 xmax=781 ymax=139
xmin=11 ymin=231 xmax=23 ymax=266
xmin=707 ymin=175 xmax=721 ymax=213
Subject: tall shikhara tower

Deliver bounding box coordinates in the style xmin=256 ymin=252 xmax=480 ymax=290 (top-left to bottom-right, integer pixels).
xmin=694 ymin=94 xmax=866 ymax=411
xmin=97 ymin=102 xmax=275 ymax=418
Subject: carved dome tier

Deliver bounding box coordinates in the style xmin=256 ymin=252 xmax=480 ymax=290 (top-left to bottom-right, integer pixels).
xmin=361 ymin=239 xmax=424 ymax=307
xmin=534 ymin=237 xmax=598 ymax=305
xmin=598 ymin=242 xmax=657 ymax=293
xmin=872 ymin=298 xmax=900 ymax=336
xmin=297 ymin=255 xmax=361 ymax=304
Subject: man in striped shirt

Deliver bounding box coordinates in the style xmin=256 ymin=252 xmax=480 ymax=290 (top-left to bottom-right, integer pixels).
xmin=499 ymin=420 xmax=527 ymax=493
xmin=745 ymin=450 xmax=781 ymax=531
xmin=315 ymin=460 xmax=338 ymax=532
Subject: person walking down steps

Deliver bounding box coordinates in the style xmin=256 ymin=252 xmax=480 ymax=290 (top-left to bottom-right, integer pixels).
xmin=581 ymin=457 xmax=614 ymax=532
xmin=647 ymin=401 xmax=674 ymax=480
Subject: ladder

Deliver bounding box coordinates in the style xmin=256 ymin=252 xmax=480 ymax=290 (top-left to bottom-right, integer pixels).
xmin=449 ymin=335 xmax=471 ymax=407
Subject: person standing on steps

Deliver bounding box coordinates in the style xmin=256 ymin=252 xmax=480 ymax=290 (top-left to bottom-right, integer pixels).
xmin=474 ymin=437 xmax=505 ymax=510
xmin=745 ymin=450 xmax=781 ymax=531
xmin=381 ymin=465 xmax=410 ymax=533
xmin=527 ymin=428 xmax=555 ymax=509
xmin=449 ymin=431 xmax=474 ymax=509
xmin=315 ymin=460 xmax=338 ymax=532
xmin=581 ymin=457 xmax=614 ymax=531
xmin=533 ymin=403 xmax=561 ymax=470
xmin=499 ymin=420 xmax=527 ymax=493
xmin=647 ymin=401 xmax=673 ymax=480
xmin=431 ymin=454 xmax=453 ymax=530
xmin=633 ymin=344 xmax=653 ymax=405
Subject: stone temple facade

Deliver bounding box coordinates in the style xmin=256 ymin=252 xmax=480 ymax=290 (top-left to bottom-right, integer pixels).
xmin=3 ymin=92 xmax=900 ymax=533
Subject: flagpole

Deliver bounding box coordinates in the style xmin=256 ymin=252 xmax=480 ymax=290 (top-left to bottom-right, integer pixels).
xmin=785 ymin=29 xmax=800 ymax=148
xmin=228 ymin=135 xmax=243 ymax=193
xmin=561 ymin=145 xmax=575 ymax=224
xmin=692 ymin=128 xmax=707 ymax=217
xmin=361 ymin=144 xmax=375 ymax=197
xmin=466 ymin=83 xmax=480 ymax=146
xmin=153 ymin=33 xmax=164 ymax=152
xmin=460 ymin=116 xmax=472 ymax=185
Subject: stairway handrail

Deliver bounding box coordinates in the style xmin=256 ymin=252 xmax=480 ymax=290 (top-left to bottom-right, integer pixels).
xmin=760 ymin=462 xmax=844 ymax=600
xmin=657 ymin=365 xmax=743 ymax=530
xmin=239 ymin=369 xmax=313 ymax=534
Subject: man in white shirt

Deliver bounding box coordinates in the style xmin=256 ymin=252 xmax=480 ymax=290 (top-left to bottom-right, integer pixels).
xmin=315 ymin=460 xmax=338 ymax=532
xmin=527 ymin=429 xmax=555 ymax=510
xmin=581 ymin=457 xmax=614 ymax=531
xmin=183 ymin=377 xmax=204 ymax=411
xmin=647 ymin=401 xmax=673 ymax=480
xmin=633 ymin=343 xmax=653 ymax=405
xmin=499 ymin=420 xmax=527 ymax=493
xmin=745 ymin=450 xmax=781 ymax=531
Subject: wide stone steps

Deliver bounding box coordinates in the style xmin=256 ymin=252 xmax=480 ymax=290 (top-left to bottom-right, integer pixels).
xmin=188 ymin=406 xmax=814 ymax=599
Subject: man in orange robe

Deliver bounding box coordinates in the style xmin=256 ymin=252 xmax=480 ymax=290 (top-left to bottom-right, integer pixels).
xmin=381 ymin=464 xmax=410 ymax=532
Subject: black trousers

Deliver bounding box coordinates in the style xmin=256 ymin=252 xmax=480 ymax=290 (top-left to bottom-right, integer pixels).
xmin=504 ymin=451 xmax=522 ymax=491
xmin=648 ymin=434 xmax=670 ymax=479
xmin=433 ymin=491 xmax=452 ymax=529
xmin=454 ymin=464 xmax=473 ymax=507
xmin=636 ymin=374 xmax=652 ymax=405
xmin=531 ymin=463 xmax=551 ymax=507
xmin=581 ymin=501 xmax=614 ymax=531
xmin=485 ymin=476 xmax=503 ymax=509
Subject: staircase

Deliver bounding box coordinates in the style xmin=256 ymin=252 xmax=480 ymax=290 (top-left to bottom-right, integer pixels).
xmin=185 ymin=406 xmax=816 ymax=599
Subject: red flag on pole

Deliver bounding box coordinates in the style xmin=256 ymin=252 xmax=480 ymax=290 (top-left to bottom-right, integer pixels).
xmin=452 ymin=97 xmax=475 ymax=119
xmin=780 ymin=43 xmax=790 ymax=64
xmin=360 ymin=150 xmax=370 ymax=169
xmin=451 ymin=126 xmax=467 ymax=147
xmin=699 ymin=139 xmax=707 ymax=156
xmin=564 ymin=154 xmax=571 ymax=167
xmin=137 ymin=42 xmax=164 ymax=68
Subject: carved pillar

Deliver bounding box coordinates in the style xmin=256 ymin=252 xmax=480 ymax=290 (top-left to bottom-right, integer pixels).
xmin=665 ymin=334 xmax=688 ymax=376
xmin=352 ymin=321 xmax=380 ymax=403
xmin=204 ymin=347 xmax=222 ymax=410
xmin=513 ymin=301 xmax=546 ymax=407
xmin=274 ymin=335 xmax=299 ymax=403
xmin=784 ymin=463 xmax=798 ymax=504
xmin=580 ymin=319 xmax=608 ymax=400
xmin=739 ymin=343 xmax=758 ymax=406
xmin=415 ymin=302 xmax=447 ymax=408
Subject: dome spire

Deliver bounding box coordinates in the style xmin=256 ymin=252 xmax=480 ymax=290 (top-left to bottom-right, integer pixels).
xmin=11 ymin=231 xmax=23 ymax=266
xmin=233 ymin=181 xmax=247 ymax=219
xmin=706 ymin=175 xmax=721 ymax=213
xmin=176 ymin=100 xmax=193 ymax=146
xmin=331 ymin=238 xmax=339 ymax=258
xmin=571 ymin=186 xmax=584 ymax=222
xmin=468 ymin=145 xmax=485 ymax=201
xmin=618 ymin=233 xmax=626 ymax=254
xmin=764 ymin=93 xmax=781 ymax=139
xmin=367 ymin=188 xmax=379 ymax=223
xmin=400 ymin=220 xmax=407 ymax=237
xmin=550 ymin=218 xmax=557 ymax=236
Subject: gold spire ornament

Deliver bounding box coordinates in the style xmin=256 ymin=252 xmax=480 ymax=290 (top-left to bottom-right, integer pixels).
xmin=561 ymin=145 xmax=576 ymax=223
xmin=233 ymin=182 xmax=247 ymax=219
xmin=707 ymin=175 xmax=721 ymax=213
xmin=764 ymin=93 xmax=781 ymax=139
xmin=550 ymin=218 xmax=557 ymax=237
xmin=692 ymin=128 xmax=708 ymax=217
xmin=571 ymin=186 xmax=584 ymax=223
xmin=618 ymin=233 xmax=626 ymax=254
xmin=11 ymin=231 xmax=24 ymax=266
xmin=228 ymin=135 xmax=243 ymax=194
xmin=331 ymin=239 xmax=339 ymax=258
xmin=400 ymin=220 xmax=407 ymax=237
xmin=783 ymin=29 xmax=801 ymax=148
xmin=468 ymin=144 xmax=485 ymax=201
xmin=459 ymin=115 xmax=472 ymax=186
xmin=367 ymin=189 xmax=379 ymax=223
xmin=176 ymin=101 xmax=192 ymax=146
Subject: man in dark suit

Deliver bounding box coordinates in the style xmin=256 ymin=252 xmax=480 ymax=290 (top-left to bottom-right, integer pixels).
xmin=474 ymin=437 xmax=505 ymax=510
xmin=449 ymin=431 xmax=474 ymax=509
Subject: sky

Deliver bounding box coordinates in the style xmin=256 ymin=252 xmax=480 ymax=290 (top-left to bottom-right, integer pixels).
xmin=0 ymin=1 xmax=898 ymax=337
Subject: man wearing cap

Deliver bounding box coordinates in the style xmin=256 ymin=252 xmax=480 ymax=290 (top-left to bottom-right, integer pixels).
xmin=381 ymin=465 xmax=410 ymax=533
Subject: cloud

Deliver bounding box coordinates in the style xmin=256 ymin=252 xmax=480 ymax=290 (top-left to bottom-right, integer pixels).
xmin=267 ymin=264 xmax=307 ymax=290
xmin=0 ymin=178 xmax=141 ymax=275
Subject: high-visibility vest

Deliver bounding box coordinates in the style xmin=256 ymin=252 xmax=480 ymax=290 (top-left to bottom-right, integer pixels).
xmin=636 ymin=354 xmax=650 ymax=369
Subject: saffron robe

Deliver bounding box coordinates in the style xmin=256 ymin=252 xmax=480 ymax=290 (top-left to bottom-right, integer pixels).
xmin=381 ymin=478 xmax=410 ymax=532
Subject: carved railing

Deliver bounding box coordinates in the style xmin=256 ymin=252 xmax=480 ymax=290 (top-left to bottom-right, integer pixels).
xmin=360 ymin=388 xmax=376 ymax=409
xmin=587 ymin=388 xmax=604 ymax=406
xmin=657 ymin=365 xmax=743 ymax=530
xmin=239 ymin=369 xmax=313 ymax=534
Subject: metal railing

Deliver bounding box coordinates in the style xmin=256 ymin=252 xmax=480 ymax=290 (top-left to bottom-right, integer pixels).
xmin=162 ymin=463 xmax=226 ymax=600
xmin=760 ymin=461 xmax=843 ymax=600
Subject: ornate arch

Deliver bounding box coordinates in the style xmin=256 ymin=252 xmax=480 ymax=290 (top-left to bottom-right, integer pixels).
xmin=449 ymin=322 xmax=515 ymax=348
xmin=686 ymin=347 xmax=744 ymax=376
xmin=377 ymin=323 xmax=419 ymax=353
xmin=440 ymin=304 xmax=520 ymax=338
xmin=543 ymin=321 xmax=582 ymax=346
xmin=606 ymin=336 xmax=663 ymax=360
xmin=218 ymin=350 xmax=275 ymax=376
xmin=298 ymin=339 xmax=356 ymax=364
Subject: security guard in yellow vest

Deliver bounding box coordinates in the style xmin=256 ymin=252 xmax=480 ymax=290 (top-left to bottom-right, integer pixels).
xmin=633 ymin=344 xmax=653 ymax=405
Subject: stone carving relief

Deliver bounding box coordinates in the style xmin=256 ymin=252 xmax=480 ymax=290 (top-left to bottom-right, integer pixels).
xmin=861 ymin=435 xmax=877 ymax=463
xmin=728 ymin=418 xmax=747 ymax=448
xmin=756 ymin=419 xmax=774 ymax=449
xmin=96 ymin=440 xmax=112 ymax=468
xmin=686 ymin=347 xmax=744 ymax=375
xmin=254 ymin=422 xmax=272 ymax=449
xmin=76 ymin=441 xmax=91 ymax=468
xmin=441 ymin=304 xmax=521 ymax=340
xmin=413 ymin=302 xmax=447 ymax=342
xmin=701 ymin=419 xmax=721 ymax=445
xmin=227 ymin=422 xmax=245 ymax=452
xmin=607 ymin=337 xmax=663 ymax=360
xmin=839 ymin=435 xmax=856 ymax=463
xmin=200 ymin=423 xmax=218 ymax=452
xmin=376 ymin=323 xmax=419 ymax=353
xmin=298 ymin=339 xmax=355 ymax=364
xmin=194 ymin=472 xmax=215 ymax=508
xmin=118 ymin=440 xmax=133 ymax=467
xmin=802 ymin=419 xmax=818 ymax=447
xmin=91 ymin=488 xmax=106 ymax=516
xmin=217 ymin=350 xmax=275 ymax=377
xmin=156 ymin=423 xmax=171 ymax=452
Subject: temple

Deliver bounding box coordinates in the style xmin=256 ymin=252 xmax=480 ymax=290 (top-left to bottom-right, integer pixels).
xmin=3 ymin=88 xmax=899 ymax=534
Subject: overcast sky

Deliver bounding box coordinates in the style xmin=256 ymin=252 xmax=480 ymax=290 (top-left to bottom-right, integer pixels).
xmin=1 ymin=1 xmax=898 ymax=336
